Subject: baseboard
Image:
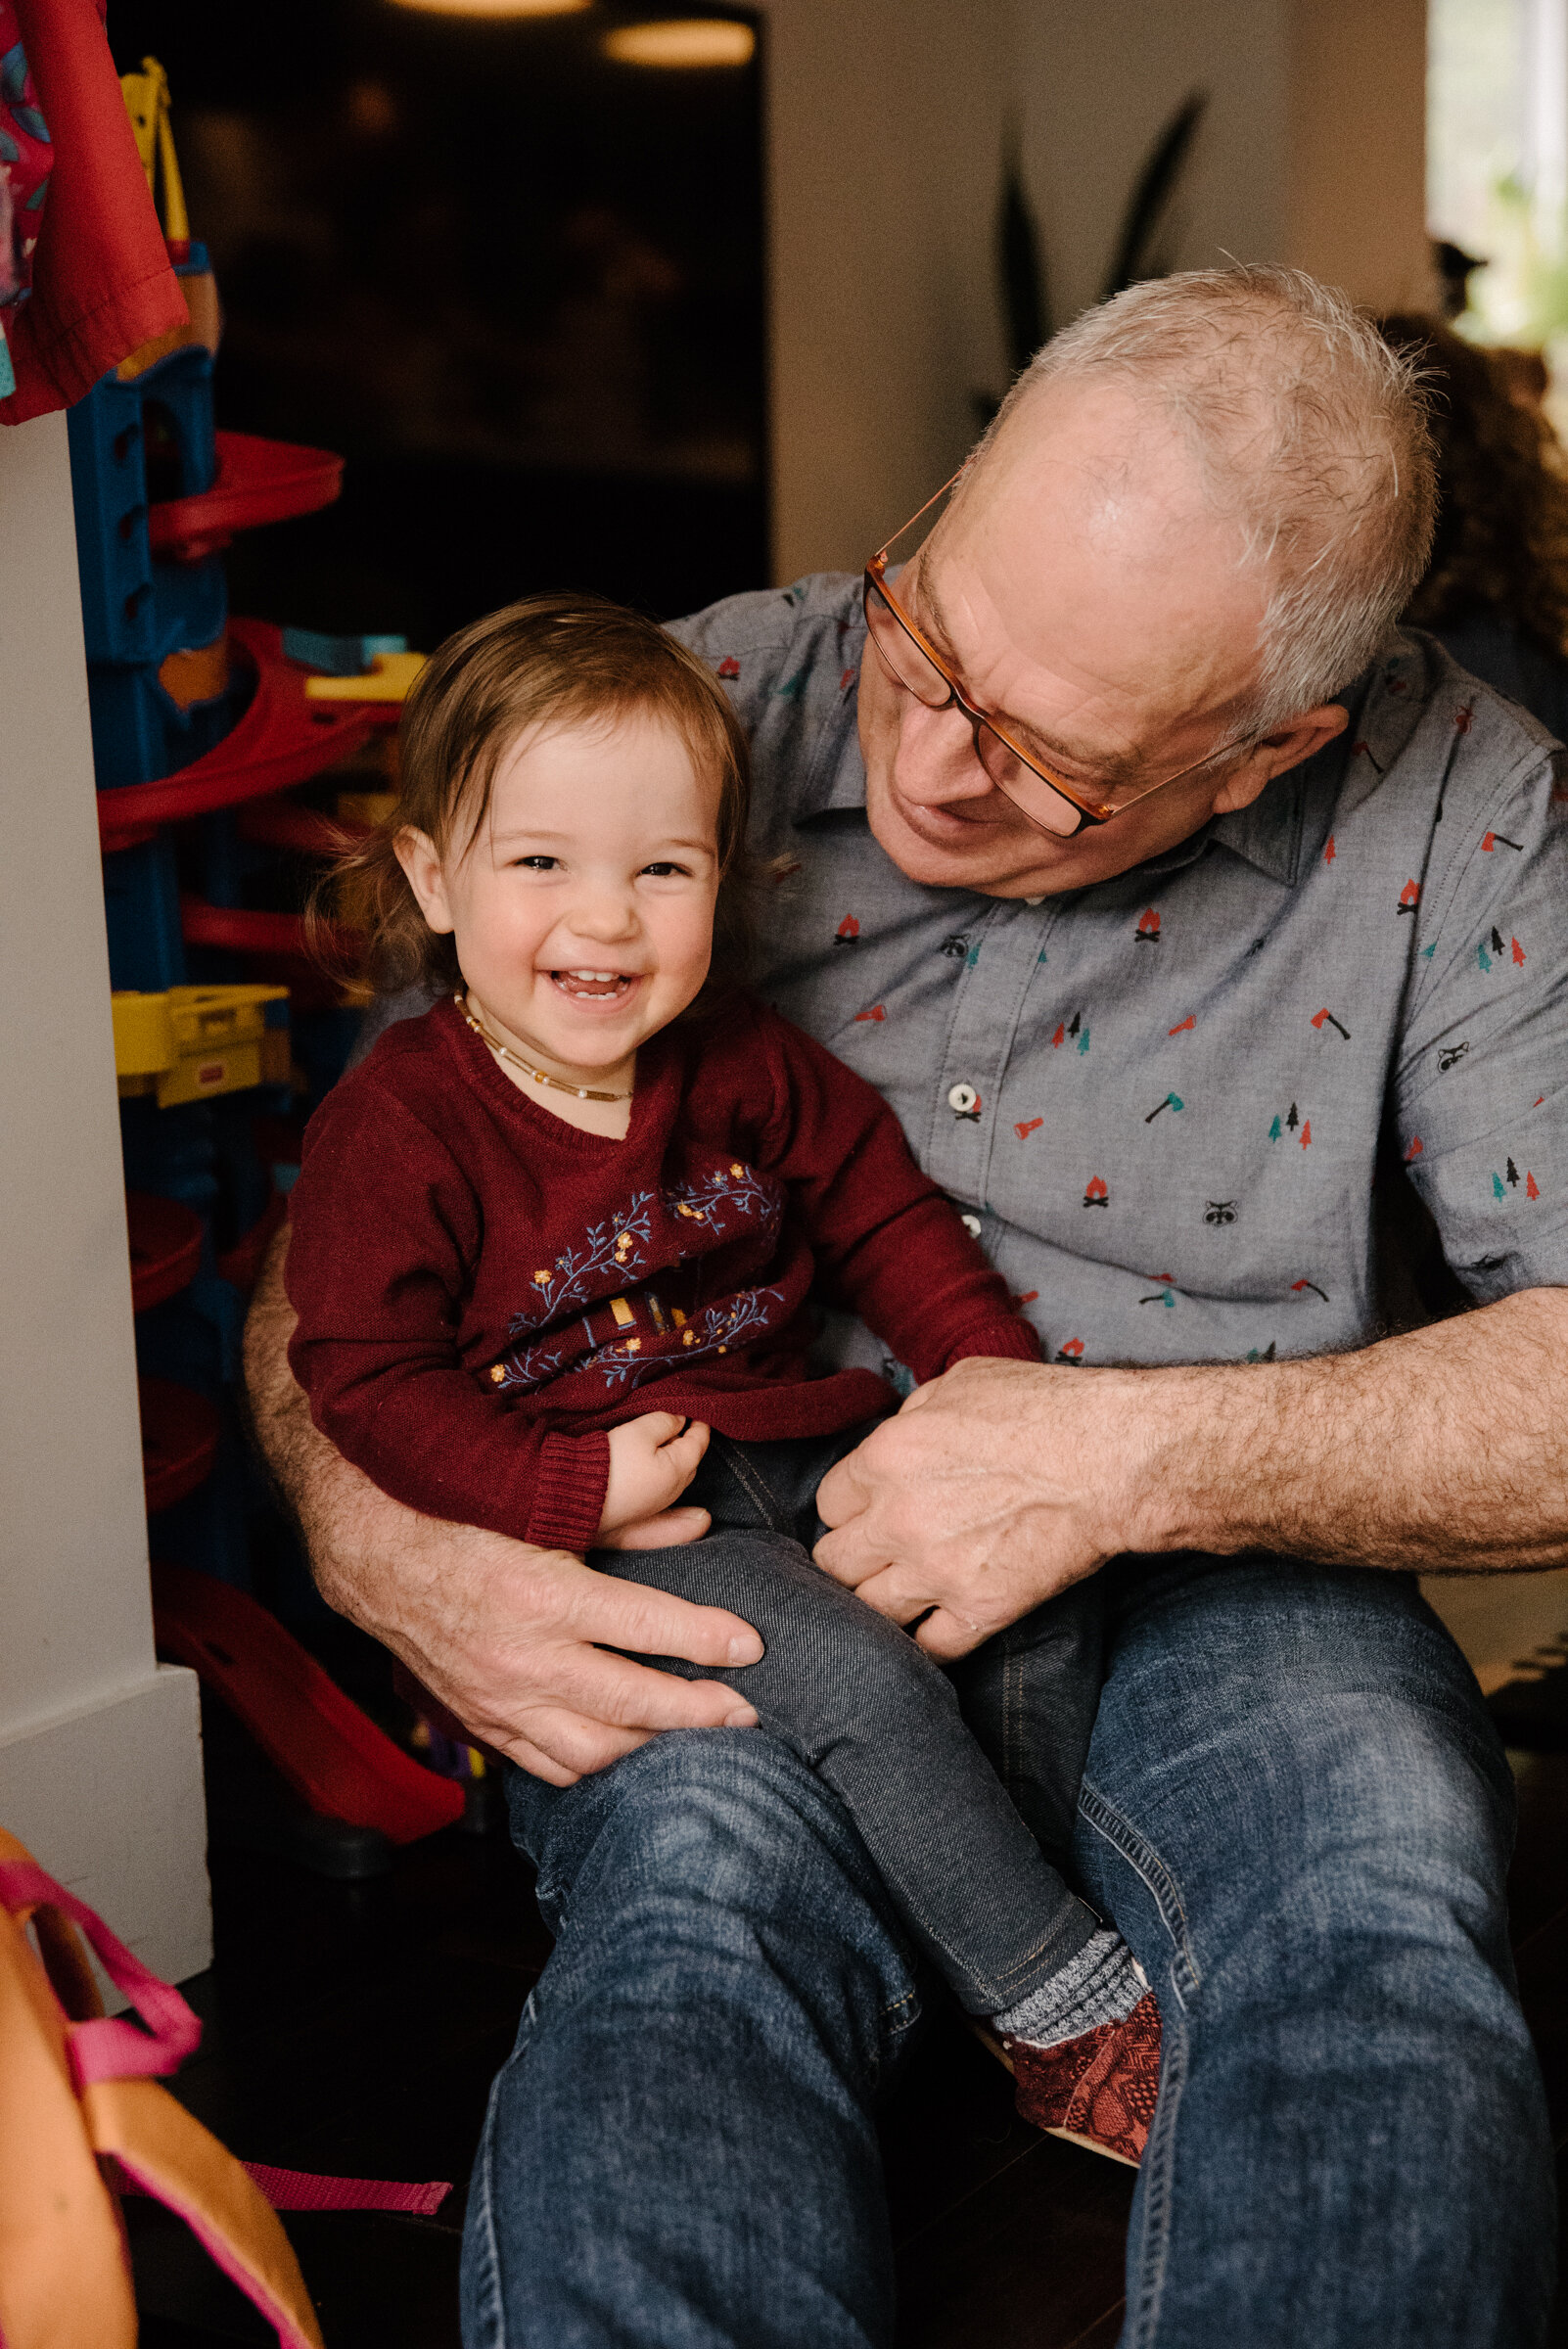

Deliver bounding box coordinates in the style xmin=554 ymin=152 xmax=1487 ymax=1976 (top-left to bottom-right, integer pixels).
xmin=0 ymin=1663 xmax=211 ymax=1992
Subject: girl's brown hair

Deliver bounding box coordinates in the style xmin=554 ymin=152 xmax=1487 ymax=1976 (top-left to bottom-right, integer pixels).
xmin=325 ymin=593 xmax=754 ymax=1004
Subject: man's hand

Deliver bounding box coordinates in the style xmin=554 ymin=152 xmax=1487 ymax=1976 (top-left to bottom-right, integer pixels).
xmin=814 ymin=1294 xmax=1568 ymax=1657
xmin=598 ymin=1413 xmax=712 ymax=1549
xmin=813 ymin=1358 xmax=1151 ymax=1656
xmin=243 ymin=1231 xmax=761 ymax=1785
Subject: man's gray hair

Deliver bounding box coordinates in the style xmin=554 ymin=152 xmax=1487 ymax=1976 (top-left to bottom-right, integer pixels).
xmin=971 ymin=264 xmax=1437 ymax=735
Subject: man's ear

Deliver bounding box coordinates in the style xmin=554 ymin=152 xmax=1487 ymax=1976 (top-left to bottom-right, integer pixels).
xmin=394 ymin=827 xmax=455 ymax=935
xmin=1211 ymin=703 xmax=1351 ymax=814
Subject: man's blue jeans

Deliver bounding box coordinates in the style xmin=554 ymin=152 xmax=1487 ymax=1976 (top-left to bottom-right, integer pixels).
xmin=460 ymin=1554 xmax=1555 ymax=2347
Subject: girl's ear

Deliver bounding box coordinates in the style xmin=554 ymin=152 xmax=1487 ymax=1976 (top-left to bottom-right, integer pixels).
xmin=394 ymin=828 xmax=455 ymax=935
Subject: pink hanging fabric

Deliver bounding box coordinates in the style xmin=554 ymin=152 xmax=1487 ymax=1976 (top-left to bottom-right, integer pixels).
xmin=0 ymin=0 xmax=185 ymax=423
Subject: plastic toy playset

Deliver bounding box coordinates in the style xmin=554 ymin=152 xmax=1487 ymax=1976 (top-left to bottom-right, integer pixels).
xmin=78 ymin=63 xmax=472 ymax=1872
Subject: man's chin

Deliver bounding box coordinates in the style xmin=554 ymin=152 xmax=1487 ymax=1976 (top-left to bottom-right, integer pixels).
xmin=873 ymin=780 xmax=1069 ymax=894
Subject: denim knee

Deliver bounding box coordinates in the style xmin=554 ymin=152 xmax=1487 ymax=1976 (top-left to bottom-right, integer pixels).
xmin=1216 ymin=1693 xmax=1514 ymax=2001
xmin=474 ymin=1729 xmax=917 ymax=2349
xmin=505 ymin=1728 xmax=924 ymax=2084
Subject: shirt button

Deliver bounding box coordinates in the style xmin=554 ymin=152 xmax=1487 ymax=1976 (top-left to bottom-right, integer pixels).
xmin=947 ymin=1082 xmax=979 ymax=1114
xmin=960 ymin=1212 xmax=983 ymax=1238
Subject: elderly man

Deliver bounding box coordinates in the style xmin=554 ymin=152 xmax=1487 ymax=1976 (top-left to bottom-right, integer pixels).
xmin=248 ymin=266 xmax=1561 ymax=2345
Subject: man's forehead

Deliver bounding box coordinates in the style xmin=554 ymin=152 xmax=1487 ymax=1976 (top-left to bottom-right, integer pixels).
xmin=914 ymin=401 xmax=1265 ymax=746
xmin=962 ymin=390 xmax=1217 ymax=569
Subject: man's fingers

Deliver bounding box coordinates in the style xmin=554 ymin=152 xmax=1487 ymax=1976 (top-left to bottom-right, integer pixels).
xmin=897 ymin=1379 xmax=938 ymax=1412
xmin=811 ymin=1518 xmax=888 ymax=1589
xmin=824 ymin=1558 xmax=931 ymax=1626
xmin=813 ymin=1447 xmax=872 ymax=1532
xmin=549 ymin=1637 xmax=760 ymax=1732
xmin=598 ymin=1504 xmax=713 ymax=1550
xmin=494 ymin=1710 xmax=650 ymax=1782
xmin=910 ymin=1605 xmax=988 ymax=1660
xmin=569 ymin=1573 xmax=763 ymax=1667
xmin=491 ymin=1729 xmax=582 ymax=1786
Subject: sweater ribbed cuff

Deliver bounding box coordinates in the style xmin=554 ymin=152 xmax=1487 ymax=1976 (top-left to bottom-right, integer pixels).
xmin=943 ymin=1316 xmax=1042 ymax=1368
xmin=526 ymin=1429 xmax=613 ymax=1554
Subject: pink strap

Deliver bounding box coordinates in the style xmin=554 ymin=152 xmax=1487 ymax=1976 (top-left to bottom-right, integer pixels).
xmin=1 ymin=1861 xmax=452 ymax=2226
xmin=0 ymin=1859 xmax=202 ymax=2085
xmin=243 ymin=2164 xmax=451 ymax=2217
xmin=119 ymin=2164 xmax=451 ymax=2217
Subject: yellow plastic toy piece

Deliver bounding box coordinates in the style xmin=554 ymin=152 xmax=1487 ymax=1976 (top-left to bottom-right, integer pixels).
xmin=113 ymin=985 xmax=288 ymax=1109
xmin=119 ymin=59 xmax=190 ymax=249
xmin=305 ymin=652 xmax=427 ymax=705
xmin=337 ymin=789 xmax=399 ymax=829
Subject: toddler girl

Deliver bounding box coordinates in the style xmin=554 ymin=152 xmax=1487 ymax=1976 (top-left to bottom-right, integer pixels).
xmin=285 ymin=594 xmax=1161 ymax=2161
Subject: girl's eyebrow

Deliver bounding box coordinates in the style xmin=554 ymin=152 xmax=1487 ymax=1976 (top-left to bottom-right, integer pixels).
xmin=485 ymin=826 xmax=716 ymax=854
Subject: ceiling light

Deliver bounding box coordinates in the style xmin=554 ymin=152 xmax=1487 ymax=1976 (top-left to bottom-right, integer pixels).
xmin=603 ymin=19 xmax=755 ymax=66
xmin=386 ymin=0 xmax=591 ymax=18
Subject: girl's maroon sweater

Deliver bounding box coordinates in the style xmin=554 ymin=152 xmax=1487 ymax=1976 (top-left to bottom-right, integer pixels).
xmin=285 ymin=993 xmax=1038 ymax=1552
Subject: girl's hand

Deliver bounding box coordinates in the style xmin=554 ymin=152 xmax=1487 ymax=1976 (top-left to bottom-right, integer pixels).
xmin=597 ymin=1413 xmax=713 ymax=1549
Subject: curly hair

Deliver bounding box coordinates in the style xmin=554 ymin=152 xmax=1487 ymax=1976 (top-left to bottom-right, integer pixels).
xmin=1378 ymin=313 xmax=1568 ymax=658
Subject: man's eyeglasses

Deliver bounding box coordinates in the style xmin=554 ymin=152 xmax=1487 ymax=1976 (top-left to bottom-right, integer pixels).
xmin=863 ymin=470 xmax=1247 ymax=839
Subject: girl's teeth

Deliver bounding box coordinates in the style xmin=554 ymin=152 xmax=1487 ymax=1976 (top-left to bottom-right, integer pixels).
xmin=555 ymin=970 xmax=632 ymax=996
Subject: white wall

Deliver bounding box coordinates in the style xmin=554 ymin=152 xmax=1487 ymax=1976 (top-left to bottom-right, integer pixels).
xmin=763 ymin=0 xmax=1432 ymax=581
xmin=1016 ymin=0 xmax=1289 ymax=329
xmin=0 ymin=411 xmax=208 ymax=1989
xmin=764 ymin=0 xmax=1010 ymax=583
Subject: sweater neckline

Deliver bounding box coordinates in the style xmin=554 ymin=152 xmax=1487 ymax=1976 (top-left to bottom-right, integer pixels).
xmin=435 ymin=993 xmax=678 ymax=1150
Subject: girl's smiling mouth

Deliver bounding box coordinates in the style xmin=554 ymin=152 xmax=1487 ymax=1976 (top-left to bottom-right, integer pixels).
xmin=548 ymin=968 xmax=642 ymax=1003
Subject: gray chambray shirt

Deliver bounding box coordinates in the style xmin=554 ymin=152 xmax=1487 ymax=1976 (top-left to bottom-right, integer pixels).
xmin=665 ymin=573 xmax=1568 ymax=1370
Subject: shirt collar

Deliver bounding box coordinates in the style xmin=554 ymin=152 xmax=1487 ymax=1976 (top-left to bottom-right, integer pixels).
xmin=1204 ymin=766 xmax=1308 ymax=886
xmin=791 ymin=674 xmax=870 ymax=822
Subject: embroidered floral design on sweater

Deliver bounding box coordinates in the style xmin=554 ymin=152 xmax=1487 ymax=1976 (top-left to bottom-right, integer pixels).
xmin=589 ymin=1284 xmax=790 ymax=1390
xmin=489 ymin=1162 xmax=786 ymax=1392
xmin=666 ymin=1160 xmax=784 ymax=1245
xmin=489 ymin=1334 xmax=576 ymax=1395
xmin=506 ymin=1193 xmax=659 ymax=1335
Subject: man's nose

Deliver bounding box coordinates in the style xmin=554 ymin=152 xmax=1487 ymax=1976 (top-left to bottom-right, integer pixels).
xmin=894 ymin=700 xmax=998 ymax=807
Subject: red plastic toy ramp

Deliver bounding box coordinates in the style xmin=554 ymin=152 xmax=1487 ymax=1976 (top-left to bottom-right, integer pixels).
xmin=96 ymin=621 xmax=380 ymax=852
xmin=140 ymin=1378 xmax=220 ymax=1513
xmin=151 ymin=1561 xmax=465 ymax=1845
xmin=148 ymin=433 xmax=345 ymax=564
xmin=126 ymin=1191 xmax=203 ymax=1313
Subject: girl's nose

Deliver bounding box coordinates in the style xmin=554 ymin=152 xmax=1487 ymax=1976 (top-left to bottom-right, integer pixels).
xmin=567 ymin=889 xmax=639 ymax=941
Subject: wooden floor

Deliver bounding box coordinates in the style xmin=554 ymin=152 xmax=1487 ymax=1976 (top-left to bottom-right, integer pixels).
xmin=129 ymin=1728 xmax=1568 ymax=2349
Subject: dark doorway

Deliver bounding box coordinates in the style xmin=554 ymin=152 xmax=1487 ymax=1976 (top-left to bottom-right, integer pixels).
xmin=108 ymin=0 xmax=768 ymax=643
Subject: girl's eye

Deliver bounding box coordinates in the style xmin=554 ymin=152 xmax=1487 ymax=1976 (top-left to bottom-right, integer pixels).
xmin=640 ymin=861 xmax=691 ymax=879
xmin=514 ymin=854 xmax=559 ymax=872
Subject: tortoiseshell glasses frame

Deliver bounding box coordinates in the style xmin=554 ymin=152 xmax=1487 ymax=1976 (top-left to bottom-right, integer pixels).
xmin=862 ymin=469 xmax=1246 ymax=838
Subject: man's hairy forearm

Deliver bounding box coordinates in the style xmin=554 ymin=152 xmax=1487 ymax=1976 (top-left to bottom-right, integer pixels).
xmin=242 ymin=1229 xmax=442 ymax=1633
xmin=1129 ymin=1287 xmax=1568 ymax=1573
xmin=242 ymin=1230 xmax=481 ymax=1653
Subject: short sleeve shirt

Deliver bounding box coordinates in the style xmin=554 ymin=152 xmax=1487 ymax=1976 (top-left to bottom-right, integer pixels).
xmin=669 ymin=575 xmax=1568 ymax=1369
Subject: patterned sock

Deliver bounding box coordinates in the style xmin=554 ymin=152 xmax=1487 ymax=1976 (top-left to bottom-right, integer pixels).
xmin=991 ymin=1927 xmax=1146 ymax=2050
